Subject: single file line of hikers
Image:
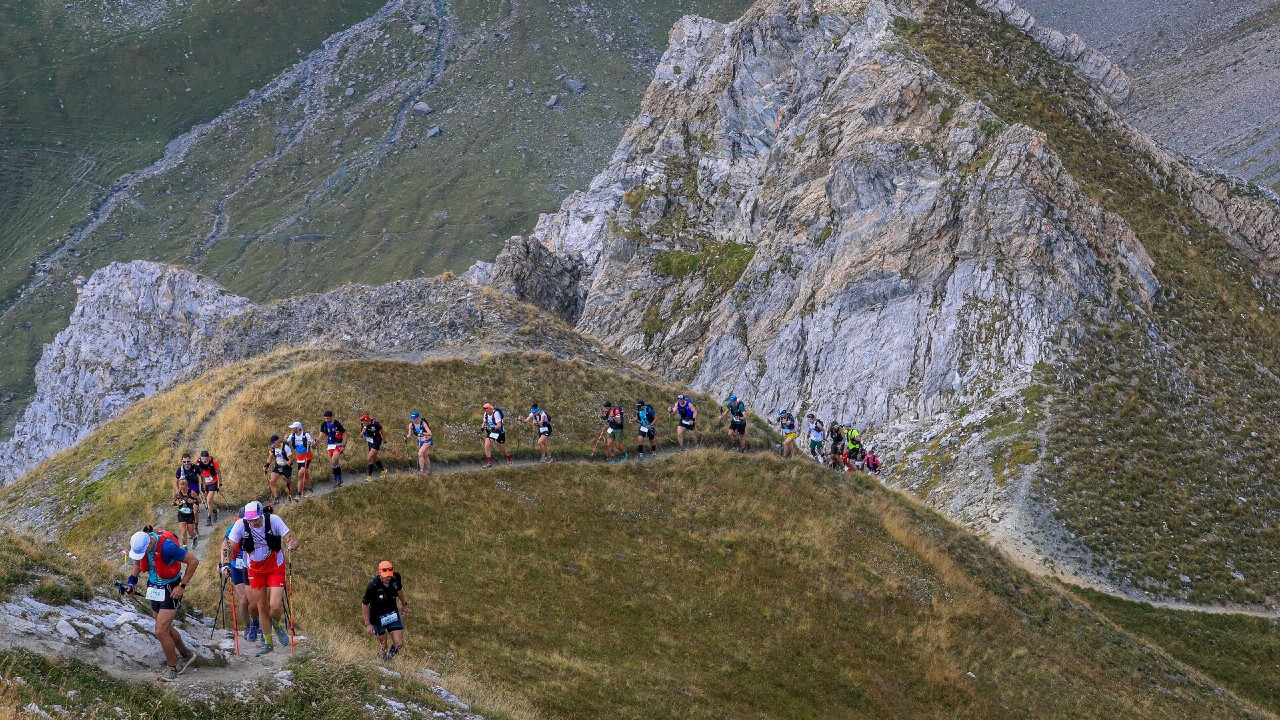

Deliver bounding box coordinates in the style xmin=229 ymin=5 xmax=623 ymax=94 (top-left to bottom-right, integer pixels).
xmin=136 ymin=394 xmax=882 ymax=679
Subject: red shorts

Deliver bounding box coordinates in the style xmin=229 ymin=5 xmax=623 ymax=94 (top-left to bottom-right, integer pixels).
xmin=327 ymin=444 xmax=343 ymax=458
xmin=248 ymin=552 xmax=287 ymax=589
xmin=296 ymin=452 xmax=312 ymax=466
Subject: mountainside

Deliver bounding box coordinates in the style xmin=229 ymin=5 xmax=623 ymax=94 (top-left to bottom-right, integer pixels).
xmin=0 ymin=260 xmax=620 ymax=487
xmin=0 ymin=0 xmax=752 ymax=437
xmin=1021 ymin=0 xmax=1280 ymax=191
xmin=477 ymin=0 xmax=1280 ymax=604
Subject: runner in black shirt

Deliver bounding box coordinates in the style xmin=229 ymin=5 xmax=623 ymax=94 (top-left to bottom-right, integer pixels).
xmin=362 ymin=561 xmax=408 ymax=661
xmin=360 ymin=415 xmax=387 ymax=481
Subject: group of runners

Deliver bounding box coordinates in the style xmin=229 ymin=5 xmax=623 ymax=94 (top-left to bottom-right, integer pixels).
xmin=132 ymin=392 xmax=882 ymax=680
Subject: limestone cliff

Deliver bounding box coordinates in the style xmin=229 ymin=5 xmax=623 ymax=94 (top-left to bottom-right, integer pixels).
xmin=0 ymin=261 xmax=611 ymax=486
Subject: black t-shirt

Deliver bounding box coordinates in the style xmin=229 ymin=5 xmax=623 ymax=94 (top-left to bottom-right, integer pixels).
xmin=362 ymin=573 xmax=403 ymax=618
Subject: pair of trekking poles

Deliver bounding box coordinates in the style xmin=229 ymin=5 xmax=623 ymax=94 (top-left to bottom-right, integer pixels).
xmin=211 ymin=563 xmax=297 ymax=658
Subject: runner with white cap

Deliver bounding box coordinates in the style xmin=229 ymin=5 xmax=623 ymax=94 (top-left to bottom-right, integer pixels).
xmin=223 ymin=501 xmax=298 ymax=656
xmin=124 ymin=527 xmax=200 ymax=681
xmin=284 ymin=421 xmax=315 ymax=498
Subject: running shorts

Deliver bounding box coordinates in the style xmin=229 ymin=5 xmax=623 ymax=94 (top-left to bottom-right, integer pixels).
xmin=271 ymin=463 xmax=293 ymax=478
xmin=637 ymin=426 xmax=655 ymax=440
xmin=485 ymin=430 xmax=506 ymax=444
xmin=248 ymin=552 xmax=288 ymax=590
xmin=327 ymin=444 xmax=343 ymax=457
xmin=729 ymin=419 xmax=746 ymax=435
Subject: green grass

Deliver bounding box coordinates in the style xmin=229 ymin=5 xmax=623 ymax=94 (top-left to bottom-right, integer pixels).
xmin=0 ymin=352 xmax=764 ymax=559
xmin=276 ymin=451 xmax=1261 ymax=719
xmin=1081 ymin=587 xmax=1280 ymax=716
xmin=0 ymin=528 xmax=103 ymax=603
xmin=0 ymin=0 xmax=754 ymax=437
xmin=904 ymin=0 xmax=1280 ymax=603
xmin=0 ymin=648 xmax=475 ymax=720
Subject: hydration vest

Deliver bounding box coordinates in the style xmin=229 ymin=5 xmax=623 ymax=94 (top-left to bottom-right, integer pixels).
xmin=411 ymin=419 xmax=430 ymax=439
xmin=484 ymin=410 xmax=504 ymax=429
xmin=140 ymin=530 xmax=184 ymax=584
xmin=239 ymin=512 xmax=282 ymax=554
xmin=321 ymin=420 xmax=344 ymax=444
xmin=677 ymin=401 xmax=694 ymax=419
xmin=270 ymin=446 xmax=290 ymax=466
xmin=288 ymin=432 xmax=312 ymax=455
xmin=606 ymin=406 xmax=624 ymax=428
xmin=638 ymin=405 xmax=655 ymax=427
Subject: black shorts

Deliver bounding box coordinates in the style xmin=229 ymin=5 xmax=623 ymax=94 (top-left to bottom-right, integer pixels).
xmin=271 ymin=464 xmax=293 ymax=478
xmin=486 ymin=430 xmax=507 ymax=444
xmin=366 ymin=440 xmax=383 ymax=451
xmin=729 ymin=420 xmax=746 ymax=435
xmin=148 ymin=584 xmax=182 ymax=613
xmin=637 ymin=427 xmax=655 ymax=440
xmin=177 ymin=511 xmax=196 ymax=526
xmin=678 ymin=418 xmax=696 ymax=430
xmin=538 ymin=426 xmax=552 ymax=437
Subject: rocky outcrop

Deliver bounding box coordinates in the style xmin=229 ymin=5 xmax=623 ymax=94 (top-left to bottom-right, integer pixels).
xmin=0 ymin=261 xmax=611 ymax=486
xmin=0 ymin=263 xmax=253 ymax=487
xmin=483 ymin=0 xmax=1154 ymax=429
xmin=974 ymin=0 xmax=1134 ymax=107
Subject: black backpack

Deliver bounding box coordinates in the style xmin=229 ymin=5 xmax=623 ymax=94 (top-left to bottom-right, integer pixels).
xmin=239 ymin=509 xmax=282 ymax=554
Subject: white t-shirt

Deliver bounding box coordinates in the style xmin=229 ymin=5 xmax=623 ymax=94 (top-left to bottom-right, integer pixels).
xmin=226 ymin=514 xmax=291 ymax=563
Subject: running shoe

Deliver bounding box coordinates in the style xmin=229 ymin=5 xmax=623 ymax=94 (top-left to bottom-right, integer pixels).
xmin=255 ymin=642 xmax=273 ymax=657
xmin=247 ymin=620 xmax=260 ymax=642
xmin=274 ymin=621 xmax=289 ymax=645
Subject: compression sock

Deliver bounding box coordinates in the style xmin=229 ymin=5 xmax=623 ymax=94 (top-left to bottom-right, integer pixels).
xmin=367 ymin=464 xmax=374 ymax=477
xmin=637 ymin=444 xmax=643 ymax=456
xmin=375 ymin=461 xmax=384 ymax=472
xmin=333 ymin=466 xmax=342 ymax=484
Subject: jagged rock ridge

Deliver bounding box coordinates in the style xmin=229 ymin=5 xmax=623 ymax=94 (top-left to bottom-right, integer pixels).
xmin=0 ymin=261 xmax=611 ymax=486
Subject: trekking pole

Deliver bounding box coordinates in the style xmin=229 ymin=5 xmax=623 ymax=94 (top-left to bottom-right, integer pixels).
xmin=590 ymin=427 xmax=606 ymax=457
xmin=228 ymin=580 xmax=240 ymax=658
xmin=286 ymin=559 xmax=296 ymax=655
xmin=210 ymin=575 xmax=228 ymax=640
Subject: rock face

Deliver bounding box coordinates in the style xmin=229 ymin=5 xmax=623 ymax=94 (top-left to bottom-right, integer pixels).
xmin=484 ymin=0 xmax=1154 ymax=428
xmin=0 ymin=261 xmax=610 ymax=486
xmin=0 ymin=263 xmax=253 ymax=486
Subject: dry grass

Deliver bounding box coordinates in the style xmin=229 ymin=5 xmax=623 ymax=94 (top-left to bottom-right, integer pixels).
xmin=277 ymin=450 xmax=1259 ymax=719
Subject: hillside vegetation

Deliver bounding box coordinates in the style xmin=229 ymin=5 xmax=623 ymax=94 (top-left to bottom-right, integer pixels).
xmin=274 ymin=451 xmax=1265 ymax=719
xmin=0 ymin=352 xmax=765 ymax=556
xmin=0 ymin=0 xmax=751 ymax=437
xmin=903 ymin=0 xmax=1280 ymax=603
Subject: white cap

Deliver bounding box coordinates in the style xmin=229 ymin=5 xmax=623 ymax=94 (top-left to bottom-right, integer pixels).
xmin=127 ymin=531 xmax=150 ymax=561
xmin=244 ymin=501 xmax=264 ymax=520
xmin=289 ymin=421 xmax=303 ymax=429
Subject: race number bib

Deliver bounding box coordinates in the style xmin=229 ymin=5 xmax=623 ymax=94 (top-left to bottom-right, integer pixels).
xmin=145 ymin=585 xmax=167 ymax=602
xmin=539 ymin=427 xmax=550 ymax=435
xmin=489 ymin=432 xmax=501 ymax=440
xmin=379 ymin=612 xmax=400 ymax=626
xmin=234 ymin=558 xmax=248 ymax=569
xmin=680 ymin=419 xmax=693 ymax=427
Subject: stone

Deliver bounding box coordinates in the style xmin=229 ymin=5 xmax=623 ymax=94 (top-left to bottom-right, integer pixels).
xmin=345 ymin=87 xmax=355 ymax=96
xmin=55 ymin=619 xmax=79 ymax=640
xmin=563 ymin=79 xmax=587 ymax=94
xmin=411 ymin=24 xmax=426 ymax=35
xmin=545 ymin=94 xmax=560 ymax=108
xmin=427 ymin=126 xmax=443 ymax=138
xmin=413 ymin=102 xmax=433 ymax=116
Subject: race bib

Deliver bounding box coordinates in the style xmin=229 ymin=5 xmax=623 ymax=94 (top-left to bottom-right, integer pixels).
xmin=379 ymin=612 xmax=399 ymax=626
xmin=234 ymin=558 xmax=247 ymax=569
xmin=489 ymin=432 xmax=501 ymax=440
xmin=145 ymin=585 xmax=166 ymax=602
xmin=366 ymin=438 xmax=376 ymax=446
xmin=680 ymin=419 xmax=693 ymax=427
xmin=640 ymin=425 xmax=650 ymax=433
xmin=327 ymin=443 xmax=340 ymax=451
xmin=607 ymin=428 xmax=616 ymax=436
xmin=539 ymin=427 xmax=550 ymax=435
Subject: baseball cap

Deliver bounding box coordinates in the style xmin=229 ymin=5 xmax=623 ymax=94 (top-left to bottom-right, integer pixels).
xmin=269 ymin=434 xmax=280 ymax=443
xmin=677 ymin=394 xmax=685 ymax=400
xmin=360 ymin=414 xmax=371 ymax=422
xmin=603 ymin=401 xmax=612 ymax=408
xmin=290 ymin=421 xmax=303 ymax=429
xmin=409 ymin=411 xmax=420 ymax=419
xmin=127 ymin=531 xmax=151 ymax=561
xmin=199 ymin=450 xmax=210 ymax=457
xmin=483 ymin=403 xmax=493 ymax=410
xmin=728 ymin=395 xmax=737 ymax=401
xmin=244 ymin=501 xmax=264 ymax=521
xmin=378 ymin=561 xmax=395 ymax=576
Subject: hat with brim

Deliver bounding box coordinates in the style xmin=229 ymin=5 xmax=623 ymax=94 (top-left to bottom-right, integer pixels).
xmin=128 ymin=530 xmax=150 ymax=561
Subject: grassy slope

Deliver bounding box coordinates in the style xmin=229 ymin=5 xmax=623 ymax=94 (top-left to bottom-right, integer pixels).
xmin=0 ymin=351 xmax=764 ymax=557
xmin=903 ymin=0 xmax=1280 ymax=603
xmin=276 ymin=451 xmax=1264 ymax=719
xmin=0 ymin=648 xmax=475 ymax=720
xmin=0 ymin=0 xmax=751 ymax=434
xmin=1078 ymin=587 xmax=1280 ymax=716
xmin=0 ymin=0 xmax=388 ymax=427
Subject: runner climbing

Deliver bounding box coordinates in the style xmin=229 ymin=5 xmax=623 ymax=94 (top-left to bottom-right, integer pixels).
xmin=223 ymin=501 xmax=298 ymax=657
xmin=670 ymin=395 xmax=698 ymax=448
xmin=124 ymin=527 xmax=200 ymax=681
xmin=828 ymin=422 xmax=846 ymax=469
xmin=520 ymin=404 xmax=554 ymax=463
xmin=777 ymin=409 xmax=798 ymax=458
xmin=635 ymin=399 xmax=657 ymax=462
xmin=195 ymin=450 xmax=221 ymax=524
xmin=320 ymin=410 xmax=346 ymax=488
xmin=721 ymin=395 xmax=749 ymax=451
xmin=866 ymin=448 xmax=881 ymax=474
xmin=285 ymin=422 xmax=315 ymax=497
xmin=805 ymin=414 xmax=825 ymax=462
xmin=481 ymin=403 xmax=512 ymax=468
xmin=361 ymin=415 xmax=387 ymax=481
xmin=404 ymin=411 xmax=433 ymax=476
xmin=601 ymin=401 xmax=627 ymax=464
xmin=174 ymin=492 xmax=198 ymax=549
xmin=362 ymin=561 xmax=409 ymax=662
xmin=264 ymin=435 xmax=295 ymax=504
xmin=174 ymin=454 xmax=201 ymax=508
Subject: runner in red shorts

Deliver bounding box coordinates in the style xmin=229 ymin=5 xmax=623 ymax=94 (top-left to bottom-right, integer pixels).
xmin=223 ymin=501 xmax=298 ymax=656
